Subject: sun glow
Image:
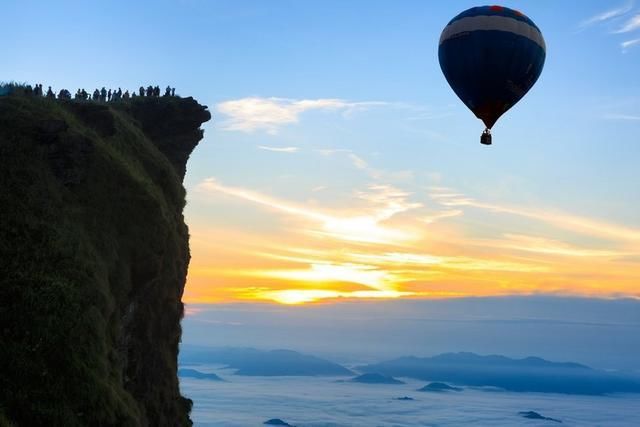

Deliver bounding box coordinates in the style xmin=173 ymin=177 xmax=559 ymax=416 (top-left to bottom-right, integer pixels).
xmin=251 ymin=289 xmax=412 ymax=304
xmin=183 ymin=179 xmax=640 ymax=305
xmin=254 ymin=263 xmax=392 ymax=289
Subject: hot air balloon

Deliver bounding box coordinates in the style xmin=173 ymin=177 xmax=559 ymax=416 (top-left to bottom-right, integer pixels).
xmin=438 ymin=5 xmax=546 ymax=145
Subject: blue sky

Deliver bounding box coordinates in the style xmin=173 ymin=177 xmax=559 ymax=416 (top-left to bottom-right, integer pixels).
xmin=4 ymin=1 xmax=640 ymax=305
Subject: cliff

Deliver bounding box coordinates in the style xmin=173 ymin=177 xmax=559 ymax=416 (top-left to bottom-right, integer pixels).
xmin=0 ymin=95 xmax=211 ymax=426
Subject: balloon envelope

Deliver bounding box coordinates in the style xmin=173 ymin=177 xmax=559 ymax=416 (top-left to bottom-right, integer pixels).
xmin=438 ymin=5 xmax=546 ymax=129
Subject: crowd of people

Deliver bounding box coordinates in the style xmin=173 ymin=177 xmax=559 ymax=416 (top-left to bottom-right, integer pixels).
xmin=19 ymin=84 xmax=177 ymax=101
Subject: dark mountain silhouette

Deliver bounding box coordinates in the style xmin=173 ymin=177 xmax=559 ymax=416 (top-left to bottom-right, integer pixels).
xmin=180 ymin=346 xmax=352 ymax=376
xmin=350 ymin=373 xmax=405 ymax=384
xmin=395 ymin=396 xmax=415 ymax=401
xmin=418 ymin=382 xmax=462 ymax=392
xmin=359 ymin=352 xmax=640 ymax=395
xmin=178 ymin=369 xmax=224 ymax=381
xmin=519 ymin=411 xmax=562 ymax=423
xmin=264 ymin=418 xmax=294 ymax=426
xmin=0 ymin=93 xmax=210 ymax=426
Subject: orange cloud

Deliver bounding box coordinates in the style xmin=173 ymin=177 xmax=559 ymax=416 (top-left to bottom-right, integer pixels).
xmin=183 ymin=180 xmax=640 ymax=304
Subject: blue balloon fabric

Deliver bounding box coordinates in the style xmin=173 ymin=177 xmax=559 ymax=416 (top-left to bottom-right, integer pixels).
xmin=438 ymin=5 xmax=546 ymax=130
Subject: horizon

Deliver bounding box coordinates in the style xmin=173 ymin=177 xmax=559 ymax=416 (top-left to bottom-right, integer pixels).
xmin=181 ymin=295 xmax=640 ymax=371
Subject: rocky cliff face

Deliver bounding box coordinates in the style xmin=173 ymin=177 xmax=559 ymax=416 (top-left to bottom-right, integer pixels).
xmin=0 ymin=95 xmax=211 ymax=426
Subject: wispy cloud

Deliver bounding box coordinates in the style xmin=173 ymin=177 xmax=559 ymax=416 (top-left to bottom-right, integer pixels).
xmin=345 ymin=251 xmax=547 ymax=273
xmin=197 ymin=178 xmax=420 ymax=245
xmin=579 ymin=1 xmax=634 ymax=29
xmin=186 ymin=179 xmax=640 ymax=304
xmin=184 ymin=305 xmax=205 ymax=317
xmin=473 ymin=234 xmax=627 ymax=258
xmin=217 ymin=97 xmax=387 ymax=134
xmin=614 ymin=13 xmax=640 ymax=33
xmin=315 ymin=148 xmax=368 ymax=171
xmin=258 ymin=145 xmax=299 ymax=153
xmin=604 ymin=112 xmax=640 ymax=120
xmin=316 ymin=147 xmax=414 ymax=183
xmin=621 ymin=38 xmax=640 ymax=51
xmin=422 ymin=209 xmax=463 ymax=224
xmin=315 ymin=148 xmax=353 ymax=156
xmin=245 ymin=288 xmax=411 ymax=304
xmin=431 ymin=189 xmax=640 ymax=243
xmin=348 ymin=153 xmax=369 ymax=170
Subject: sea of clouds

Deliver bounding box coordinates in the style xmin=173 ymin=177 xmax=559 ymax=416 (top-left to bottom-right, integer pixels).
xmin=180 ymin=366 xmax=640 ymax=427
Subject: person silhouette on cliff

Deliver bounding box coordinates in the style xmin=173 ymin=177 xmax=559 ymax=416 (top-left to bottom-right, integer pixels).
xmin=164 ymin=85 xmax=171 ymax=97
xmin=46 ymin=86 xmax=55 ymax=98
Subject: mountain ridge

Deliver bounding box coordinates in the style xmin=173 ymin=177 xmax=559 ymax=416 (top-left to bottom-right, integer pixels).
xmin=359 ymin=351 xmax=640 ymax=395
xmin=180 ymin=346 xmax=353 ymax=376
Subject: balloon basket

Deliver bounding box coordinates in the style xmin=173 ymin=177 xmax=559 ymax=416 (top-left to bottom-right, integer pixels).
xmin=480 ymin=129 xmax=492 ymax=145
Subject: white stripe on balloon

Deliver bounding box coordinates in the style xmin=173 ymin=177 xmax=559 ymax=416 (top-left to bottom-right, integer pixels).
xmin=440 ymin=15 xmax=545 ymax=51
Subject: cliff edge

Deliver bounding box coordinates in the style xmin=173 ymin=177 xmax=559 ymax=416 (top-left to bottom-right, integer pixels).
xmin=0 ymin=95 xmax=211 ymax=426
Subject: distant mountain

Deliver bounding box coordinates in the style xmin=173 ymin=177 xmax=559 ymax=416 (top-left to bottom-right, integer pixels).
xmin=418 ymin=382 xmax=462 ymax=392
xmin=350 ymin=373 xmax=405 ymax=384
xmin=264 ymin=419 xmax=294 ymax=426
xmin=359 ymin=352 xmax=640 ymax=395
xmin=519 ymin=411 xmax=562 ymax=423
xmin=180 ymin=346 xmax=352 ymax=376
xmin=178 ymin=369 xmax=224 ymax=381
xmin=394 ymin=396 xmax=415 ymax=401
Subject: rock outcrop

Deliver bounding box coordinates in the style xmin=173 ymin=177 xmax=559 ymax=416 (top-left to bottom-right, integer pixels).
xmin=0 ymin=95 xmax=211 ymax=426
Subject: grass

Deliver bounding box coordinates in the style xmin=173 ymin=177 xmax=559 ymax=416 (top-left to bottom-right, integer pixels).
xmin=0 ymin=95 xmax=202 ymax=426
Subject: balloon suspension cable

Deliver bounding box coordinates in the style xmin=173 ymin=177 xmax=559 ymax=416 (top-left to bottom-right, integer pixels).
xmin=480 ymin=128 xmax=492 ymax=146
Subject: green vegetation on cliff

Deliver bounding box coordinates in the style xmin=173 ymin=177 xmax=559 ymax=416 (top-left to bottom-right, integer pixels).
xmin=0 ymin=95 xmax=211 ymax=426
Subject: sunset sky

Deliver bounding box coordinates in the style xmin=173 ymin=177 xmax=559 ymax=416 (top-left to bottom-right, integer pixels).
xmin=6 ymin=0 xmax=640 ymax=305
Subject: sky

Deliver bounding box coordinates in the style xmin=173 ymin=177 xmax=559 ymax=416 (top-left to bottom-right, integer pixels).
xmin=4 ymin=0 xmax=640 ymax=306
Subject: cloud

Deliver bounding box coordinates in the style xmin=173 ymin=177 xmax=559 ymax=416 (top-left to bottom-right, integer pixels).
xmin=430 ymin=189 xmax=640 ymax=243
xmin=184 ymin=305 xmax=205 ymax=317
xmin=345 ymin=251 xmax=546 ymax=273
xmin=422 ymin=209 xmax=463 ymax=224
xmin=621 ymin=38 xmax=640 ymax=51
xmin=316 ymin=147 xmax=415 ymax=182
xmin=196 ymin=178 xmax=420 ymax=245
xmin=474 ymin=234 xmax=627 ymax=258
xmin=217 ymin=97 xmax=386 ymax=134
xmin=604 ymin=112 xmax=640 ymax=120
xmin=258 ymin=145 xmax=299 ymax=153
xmin=579 ymin=1 xmax=634 ymax=28
xmin=614 ymin=13 xmax=640 ymax=33
xmin=315 ymin=148 xmax=353 ymax=156
xmin=181 ymin=359 xmax=640 ymax=426
xmin=348 ymin=153 xmax=368 ymax=170
xmin=250 ymin=288 xmax=411 ymax=304
xmin=255 ymin=262 xmax=394 ymax=291
xmin=316 ymin=148 xmax=371 ymax=172
xmin=187 ymin=178 xmax=640 ymax=304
